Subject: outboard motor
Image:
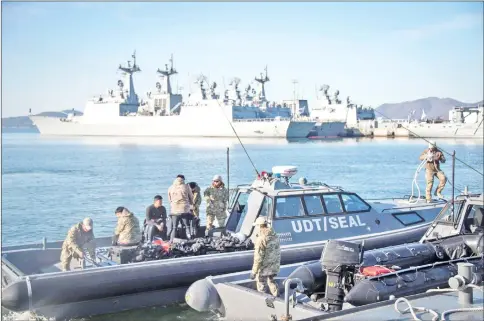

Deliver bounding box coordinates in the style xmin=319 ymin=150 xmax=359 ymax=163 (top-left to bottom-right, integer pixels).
xmin=319 ymin=240 xmax=361 ymax=312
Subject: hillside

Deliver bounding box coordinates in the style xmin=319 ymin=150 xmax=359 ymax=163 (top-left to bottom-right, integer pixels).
xmin=1 ymin=110 xmax=83 ymax=128
xmin=375 ymin=97 xmax=483 ymax=120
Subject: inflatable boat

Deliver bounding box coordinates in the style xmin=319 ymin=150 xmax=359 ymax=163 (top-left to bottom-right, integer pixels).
xmin=1 ymin=166 xmax=446 ymax=320
xmin=185 ymin=193 xmax=483 ymax=321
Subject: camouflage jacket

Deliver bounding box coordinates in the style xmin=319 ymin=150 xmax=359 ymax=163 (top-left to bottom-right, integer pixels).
xmin=419 ymin=148 xmax=446 ymax=172
xmin=114 ymin=209 xmax=142 ymax=245
xmin=62 ymin=222 xmax=95 ymax=257
xmin=192 ymin=185 xmax=202 ymax=208
xmin=251 ymin=227 xmax=281 ymax=276
xmin=204 ymin=184 xmax=229 ymax=215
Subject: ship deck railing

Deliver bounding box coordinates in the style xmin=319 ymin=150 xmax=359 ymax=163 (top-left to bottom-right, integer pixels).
xmin=232 ymin=116 xmax=315 ymax=123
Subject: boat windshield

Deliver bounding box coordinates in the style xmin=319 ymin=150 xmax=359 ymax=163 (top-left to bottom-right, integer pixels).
xmin=436 ymin=201 xmax=465 ymax=224
xmin=226 ymin=191 xmax=251 ymax=233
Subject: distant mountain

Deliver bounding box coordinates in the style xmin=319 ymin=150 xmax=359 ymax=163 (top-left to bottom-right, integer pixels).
xmin=375 ymin=97 xmax=483 ymax=120
xmin=1 ymin=110 xmax=83 ymax=128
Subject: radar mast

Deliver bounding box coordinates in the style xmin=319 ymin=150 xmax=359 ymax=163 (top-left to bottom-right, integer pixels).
xmin=118 ymin=50 xmax=141 ymax=105
xmin=156 ymin=54 xmax=178 ymax=95
xmin=254 ymin=65 xmax=270 ymax=101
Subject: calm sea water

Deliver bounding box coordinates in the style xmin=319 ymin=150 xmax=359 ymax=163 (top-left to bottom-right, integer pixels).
xmin=1 ymin=130 xmax=483 ymax=320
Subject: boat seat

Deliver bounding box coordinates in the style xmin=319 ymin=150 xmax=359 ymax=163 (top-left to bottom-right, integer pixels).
xmin=471 ymin=207 xmax=484 ymax=232
xmin=465 ymin=206 xmax=484 ymax=233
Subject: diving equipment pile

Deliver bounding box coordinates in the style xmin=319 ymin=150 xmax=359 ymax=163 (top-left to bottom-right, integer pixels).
xmin=120 ymin=235 xmax=255 ymax=263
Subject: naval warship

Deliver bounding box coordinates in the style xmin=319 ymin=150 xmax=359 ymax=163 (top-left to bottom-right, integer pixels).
xmin=309 ymin=85 xmax=376 ymax=137
xmin=311 ymin=84 xmax=484 ymax=139
xmin=30 ymin=53 xmax=316 ymax=139
xmin=377 ymin=105 xmax=484 ymax=139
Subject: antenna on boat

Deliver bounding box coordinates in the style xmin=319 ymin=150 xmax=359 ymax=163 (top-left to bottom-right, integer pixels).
xmin=213 ymin=91 xmax=260 ymax=177
xmin=227 ymin=147 xmax=230 ymax=204
xmin=451 ymin=150 xmax=456 ymax=223
xmin=373 ymin=109 xmax=483 ymax=177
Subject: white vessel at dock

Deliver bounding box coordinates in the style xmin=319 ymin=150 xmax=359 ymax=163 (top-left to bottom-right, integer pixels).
xmin=30 ymin=53 xmax=316 ymax=139
xmin=309 ymin=84 xmax=483 ymax=139
xmin=309 ymin=85 xmax=375 ymax=137
xmin=377 ymin=105 xmax=484 ymax=139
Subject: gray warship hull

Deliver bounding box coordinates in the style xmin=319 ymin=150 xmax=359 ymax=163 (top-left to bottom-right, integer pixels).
xmin=30 ymin=115 xmax=316 ymax=139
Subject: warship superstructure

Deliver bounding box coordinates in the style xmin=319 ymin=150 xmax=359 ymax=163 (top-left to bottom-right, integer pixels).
xmin=30 ymin=54 xmax=316 ymax=138
xmin=309 ymin=85 xmax=376 ymax=137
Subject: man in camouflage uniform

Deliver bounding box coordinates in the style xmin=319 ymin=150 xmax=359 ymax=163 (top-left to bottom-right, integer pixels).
xmin=189 ymin=182 xmax=202 ymax=235
xmin=419 ymin=141 xmax=446 ymax=203
xmin=113 ymin=207 xmax=142 ymax=246
xmin=203 ymin=175 xmax=229 ymax=232
xmin=250 ymin=216 xmax=281 ymax=297
xmin=60 ymin=217 xmax=96 ymax=272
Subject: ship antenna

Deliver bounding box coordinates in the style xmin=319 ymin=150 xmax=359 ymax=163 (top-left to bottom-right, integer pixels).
xmin=451 ymin=150 xmax=456 ymax=224
xmin=373 ymin=109 xmax=483 ymax=177
xmin=214 ymin=99 xmax=260 ymax=177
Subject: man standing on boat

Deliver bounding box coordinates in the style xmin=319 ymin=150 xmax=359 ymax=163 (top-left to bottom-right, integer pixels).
xmin=60 ymin=217 xmax=96 ymax=271
xmin=167 ymin=174 xmax=194 ymax=240
xmin=419 ymin=141 xmax=446 ymax=203
xmin=250 ymin=217 xmax=281 ymax=297
xmin=144 ymin=195 xmax=167 ymax=241
xmin=112 ymin=207 xmax=142 ymax=246
xmin=204 ymin=175 xmax=229 ymax=233
xmin=189 ymin=182 xmax=202 ymax=236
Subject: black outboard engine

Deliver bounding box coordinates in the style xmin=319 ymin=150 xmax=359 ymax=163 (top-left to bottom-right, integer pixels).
xmin=319 ymin=240 xmax=361 ymax=312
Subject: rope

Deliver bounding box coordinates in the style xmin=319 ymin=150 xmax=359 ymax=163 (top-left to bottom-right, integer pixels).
xmin=440 ymin=307 xmax=484 ymax=320
xmin=373 ymin=109 xmax=484 ymax=177
xmin=25 ymin=276 xmax=33 ymax=312
xmin=394 ymin=297 xmax=440 ymax=320
xmin=409 ymin=160 xmax=427 ymax=203
xmin=396 ymin=284 xmax=484 ymax=320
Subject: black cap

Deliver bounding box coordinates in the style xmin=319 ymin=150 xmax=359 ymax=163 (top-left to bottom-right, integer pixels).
xmin=177 ymin=174 xmax=185 ymax=180
xmin=154 ymin=195 xmax=162 ymax=200
xmin=115 ymin=206 xmax=125 ymax=214
xmin=188 ymin=182 xmax=197 ymax=189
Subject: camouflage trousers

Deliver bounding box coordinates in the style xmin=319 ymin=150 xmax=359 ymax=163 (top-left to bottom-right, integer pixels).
xmin=192 ymin=206 xmax=200 ymax=218
xmin=60 ymin=248 xmax=79 ymax=271
xmin=425 ymin=170 xmax=446 ymax=200
xmin=206 ymin=212 xmax=227 ymax=230
xmin=256 ymin=274 xmax=279 ymax=297
xmin=60 ymin=242 xmax=95 ymax=271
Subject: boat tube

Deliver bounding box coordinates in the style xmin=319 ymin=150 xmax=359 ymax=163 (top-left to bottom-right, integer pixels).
xmin=184 ymin=193 xmax=484 ymax=320
xmin=1 ymin=166 xmax=446 ymax=319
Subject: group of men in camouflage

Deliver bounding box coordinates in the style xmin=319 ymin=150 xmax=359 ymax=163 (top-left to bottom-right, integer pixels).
xmin=59 ymin=173 xmax=230 ymax=271
xmin=59 ymin=141 xmax=446 ymax=298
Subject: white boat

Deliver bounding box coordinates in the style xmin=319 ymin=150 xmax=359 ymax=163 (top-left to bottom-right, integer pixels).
xmin=30 ymin=54 xmax=316 ymax=139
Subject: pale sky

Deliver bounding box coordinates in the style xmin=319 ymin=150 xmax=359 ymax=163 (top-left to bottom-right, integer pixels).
xmin=2 ymin=2 xmax=483 ymax=117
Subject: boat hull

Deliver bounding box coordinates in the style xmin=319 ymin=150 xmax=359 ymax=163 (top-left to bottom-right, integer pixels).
xmin=29 ymin=116 xmax=316 ymax=138
xmin=308 ymin=121 xmax=346 ymax=138
xmin=1 ymin=222 xmax=431 ymax=319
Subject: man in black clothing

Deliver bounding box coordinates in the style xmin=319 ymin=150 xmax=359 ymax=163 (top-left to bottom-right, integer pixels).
xmin=144 ymin=195 xmax=167 ymax=241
